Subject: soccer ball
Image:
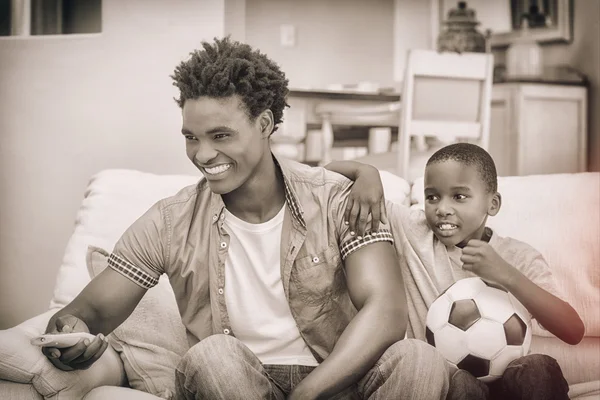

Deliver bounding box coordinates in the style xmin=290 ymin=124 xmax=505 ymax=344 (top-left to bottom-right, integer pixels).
xmin=426 ymin=277 xmax=532 ymax=382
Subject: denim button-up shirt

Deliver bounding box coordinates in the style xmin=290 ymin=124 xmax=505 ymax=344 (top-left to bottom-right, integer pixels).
xmin=109 ymin=156 xmax=394 ymax=362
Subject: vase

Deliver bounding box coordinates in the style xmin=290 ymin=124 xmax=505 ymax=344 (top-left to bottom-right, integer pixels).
xmin=437 ymin=1 xmax=487 ymax=53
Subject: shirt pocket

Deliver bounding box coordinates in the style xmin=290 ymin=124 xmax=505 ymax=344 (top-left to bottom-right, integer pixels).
xmin=292 ymin=245 xmax=344 ymax=306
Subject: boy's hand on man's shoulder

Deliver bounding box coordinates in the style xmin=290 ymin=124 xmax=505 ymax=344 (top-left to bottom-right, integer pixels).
xmin=460 ymin=239 xmax=517 ymax=288
xmin=345 ymin=164 xmax=388 ymax=236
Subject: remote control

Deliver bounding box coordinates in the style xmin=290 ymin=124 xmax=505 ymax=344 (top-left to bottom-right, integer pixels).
xmin=30 ymin=332 xmax=96 ymax=348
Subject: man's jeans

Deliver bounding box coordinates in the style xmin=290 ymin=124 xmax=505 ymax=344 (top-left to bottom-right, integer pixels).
xmin=175 ymin=334 xmax=449 ymax=400
xmin=447 ymin=354 xmax=570 ymax=400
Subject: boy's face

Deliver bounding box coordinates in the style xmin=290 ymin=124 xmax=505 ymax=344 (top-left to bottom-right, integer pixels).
xmin=181 ymin=95 xmax=271 ymax=195
xmin=424 ymin=160 xmax=500 ymax=248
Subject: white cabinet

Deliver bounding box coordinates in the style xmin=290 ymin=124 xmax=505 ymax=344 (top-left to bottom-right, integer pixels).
xmin=490 ymin=83 xmax=588 ymax=176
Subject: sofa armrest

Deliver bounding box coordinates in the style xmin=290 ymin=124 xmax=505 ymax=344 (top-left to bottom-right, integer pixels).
xmin=0 ymin=380 xmax=43 ymax=400
xmin=0 ymin=309 xmax=127 ymax=399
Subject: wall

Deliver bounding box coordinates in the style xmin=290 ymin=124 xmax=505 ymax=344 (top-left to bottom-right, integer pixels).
xmin=492 ymin=0 xmax=600 ymax=172
xmin=0 ymin=0 xmax=225 ymax=329
xmin=245 ymin=0 xmax=396 ymax=90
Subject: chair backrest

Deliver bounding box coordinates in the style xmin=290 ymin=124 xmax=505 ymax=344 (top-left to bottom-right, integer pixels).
xmin=397 ymin=49 xmax=494 ymax=178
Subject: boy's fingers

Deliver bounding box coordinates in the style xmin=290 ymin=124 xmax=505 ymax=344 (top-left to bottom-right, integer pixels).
xmin=344 ymin=198 xmax=354 ymax=226
xmin=348 ymin=201 xmax=360 ymax=236
xmin=356 ymin=204 xmax=369 ymax=236
xmin=380 ymin=200 xmax=389 ymax=224
xmin=370 ymin=205 xmax=381 ymax=232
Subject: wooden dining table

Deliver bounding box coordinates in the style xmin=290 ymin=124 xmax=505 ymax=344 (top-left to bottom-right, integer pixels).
xmin=279 ymin=88 xmax=402 ymax=139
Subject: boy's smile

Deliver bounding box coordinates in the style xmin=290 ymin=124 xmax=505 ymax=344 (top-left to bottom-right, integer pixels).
xmin=424 ymin=160 xmax=500 ymax=248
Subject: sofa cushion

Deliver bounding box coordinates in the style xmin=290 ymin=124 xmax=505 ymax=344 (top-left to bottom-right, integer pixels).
xmin=411 ymin=173 xmax=600 ymax=337
xmin=530 ymin=336 xmax=600 ymax=386
xmin=50 ymin=169 xmax=200 ymax=310
xmin=87 ymin=246 xmax=188 ymax=399
xmin=0 ymin=309 xmax=125 ymax=400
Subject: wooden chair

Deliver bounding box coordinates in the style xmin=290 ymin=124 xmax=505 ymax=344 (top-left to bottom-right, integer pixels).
xmin=314 ymin=101 xmax=401 ymax=166
xmin=396 ymin=49 xmax=494 ymax=179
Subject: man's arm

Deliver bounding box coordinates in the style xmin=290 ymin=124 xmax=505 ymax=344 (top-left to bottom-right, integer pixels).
xmin=43 ymin=268 xmax=147 ymax=370
xmin=47 ymin=267 xmax=147 ymax=335
xmin=290 ymin=242 xmax=406 ymax=399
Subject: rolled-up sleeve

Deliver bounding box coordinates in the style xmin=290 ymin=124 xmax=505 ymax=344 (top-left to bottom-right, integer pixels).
xmin=331 ymin=180 xmax=395 ymax=262
xmin=110 ymin=200 xmax=169 ymax=289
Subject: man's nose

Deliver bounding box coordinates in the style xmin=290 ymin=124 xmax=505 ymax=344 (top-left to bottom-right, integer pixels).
xmin=194 ymin=142 xmax=218 ymax=165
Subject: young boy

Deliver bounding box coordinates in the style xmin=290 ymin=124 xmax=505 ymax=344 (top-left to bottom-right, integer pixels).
xmin=327 ymin=143 xmax=584 ymax=400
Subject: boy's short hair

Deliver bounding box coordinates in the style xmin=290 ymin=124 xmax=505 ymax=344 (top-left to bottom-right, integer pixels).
xmin=426 ymin=143 xmax=498 ymax=193
xmin=170 ymin=37 xmax=289 ymax=134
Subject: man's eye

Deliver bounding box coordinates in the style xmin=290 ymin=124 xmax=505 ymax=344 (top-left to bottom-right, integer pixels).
xmin=184 ymin=135 xmax=197 ymax=141
xmin=426 ymin=195 xmax=438 ymax=201
xmin=214 ymin=133 xmax=228 ymax=140
xmin=455 ymin=194 xmax=467 ymax=200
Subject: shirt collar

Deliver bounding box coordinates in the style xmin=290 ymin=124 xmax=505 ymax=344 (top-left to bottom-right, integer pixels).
xmin=207 ymin=154 xmax=306 ymax=229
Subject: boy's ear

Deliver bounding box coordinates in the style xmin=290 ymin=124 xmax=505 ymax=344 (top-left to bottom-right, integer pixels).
xmin=488 ymin=192 xmax=502 ymax=216
xmin=258 ymin=109 xmax=274 ymax=139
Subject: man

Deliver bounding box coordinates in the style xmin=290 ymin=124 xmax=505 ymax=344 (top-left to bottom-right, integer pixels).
xmin=42 ymin=37 xmax=449 ymax=399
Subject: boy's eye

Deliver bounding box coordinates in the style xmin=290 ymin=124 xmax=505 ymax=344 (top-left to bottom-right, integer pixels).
xmin=426 ymin=195 xmax=439 ymax=201
xmin=455 ymin=194 xmax=467 ymax=200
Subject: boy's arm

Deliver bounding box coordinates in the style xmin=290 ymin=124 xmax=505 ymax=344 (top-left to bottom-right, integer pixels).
xmin=324 ymin=160 xmax=388 ymax=235
xmin=461 ymin=240 xmax=584 ymax=345
xmin=503 ymin=269 xmax=584 ymax=345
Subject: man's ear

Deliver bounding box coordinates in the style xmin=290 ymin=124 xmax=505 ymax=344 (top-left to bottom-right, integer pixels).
xmin=488 ymin=192 xmax=502 ymax=216
xmin=258 ymin=109 xmax=274 ymax=139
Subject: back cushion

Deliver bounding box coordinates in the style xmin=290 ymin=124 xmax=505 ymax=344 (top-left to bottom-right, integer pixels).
xmin=49 ymin=169 xmax=200 ymax=309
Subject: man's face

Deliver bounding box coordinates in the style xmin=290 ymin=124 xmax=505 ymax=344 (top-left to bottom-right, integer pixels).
xmin=424 ymin=160 xmax=498 ymax=248
xmin=181 ymin=95 xmax=268 ymax=195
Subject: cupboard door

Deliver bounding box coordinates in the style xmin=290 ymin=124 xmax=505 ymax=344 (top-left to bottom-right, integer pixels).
xmin=518 ymin=85 xmax=587 ymax=175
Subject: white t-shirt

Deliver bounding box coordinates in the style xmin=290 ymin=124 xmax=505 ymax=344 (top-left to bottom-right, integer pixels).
xmin=223 ymin=204 xmax=319 ymax=366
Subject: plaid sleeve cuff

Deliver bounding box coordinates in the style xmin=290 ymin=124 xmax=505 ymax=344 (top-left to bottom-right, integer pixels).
xmin=340 ymin=229 xmax=394 ymax=261
xmin=108 ymin=253 xmax=159 ymax=290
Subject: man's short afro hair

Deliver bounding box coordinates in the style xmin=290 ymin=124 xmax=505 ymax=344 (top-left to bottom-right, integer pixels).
xmin=427 ymin=143 xmax=498 ymax=193
xmin=171 ymin=37 xmax=289 ymax=133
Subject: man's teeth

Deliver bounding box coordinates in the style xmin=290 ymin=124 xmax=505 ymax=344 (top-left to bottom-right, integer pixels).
xmin=439 ymin=223 xmax=458 ymax=230
xmin=204 ymin=164 xmax=231 ymax=175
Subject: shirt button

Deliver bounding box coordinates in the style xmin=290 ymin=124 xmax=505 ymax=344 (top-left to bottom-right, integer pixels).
xmin=220 ymin=213 xmax=225 ymax=220
xmin=312 ymin=256 xmax=320 ymax=263
xmin=223 ymin=328 xmax=230 ymax=335
xmin=218 ymin=288 xmax=224 ymax=295
xmin=212 ymin=215 xmax=218 ymax=221
xmin=220 ymin=242 xmax=227 ymax=249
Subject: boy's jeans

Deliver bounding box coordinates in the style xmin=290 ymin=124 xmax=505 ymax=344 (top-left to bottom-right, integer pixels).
xmin=447 ymin=353 xmax=570 ymax=400
xmin=175 ymin=334 xmax=449 ymax=400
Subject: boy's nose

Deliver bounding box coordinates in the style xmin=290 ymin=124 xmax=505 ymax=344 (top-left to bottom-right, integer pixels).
xmin=436 ymin=201 xmax=454 ymax=216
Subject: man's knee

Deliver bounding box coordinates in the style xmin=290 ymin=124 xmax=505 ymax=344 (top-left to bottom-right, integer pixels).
xmin=386 ymin=339 xmax=448 ymax=371
xmin=178 ymin=334 xmax=245 ymax=373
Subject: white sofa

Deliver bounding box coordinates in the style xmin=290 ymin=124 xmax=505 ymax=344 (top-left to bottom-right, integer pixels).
xmin=0 ymin=168 xmax=598 ymax=400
